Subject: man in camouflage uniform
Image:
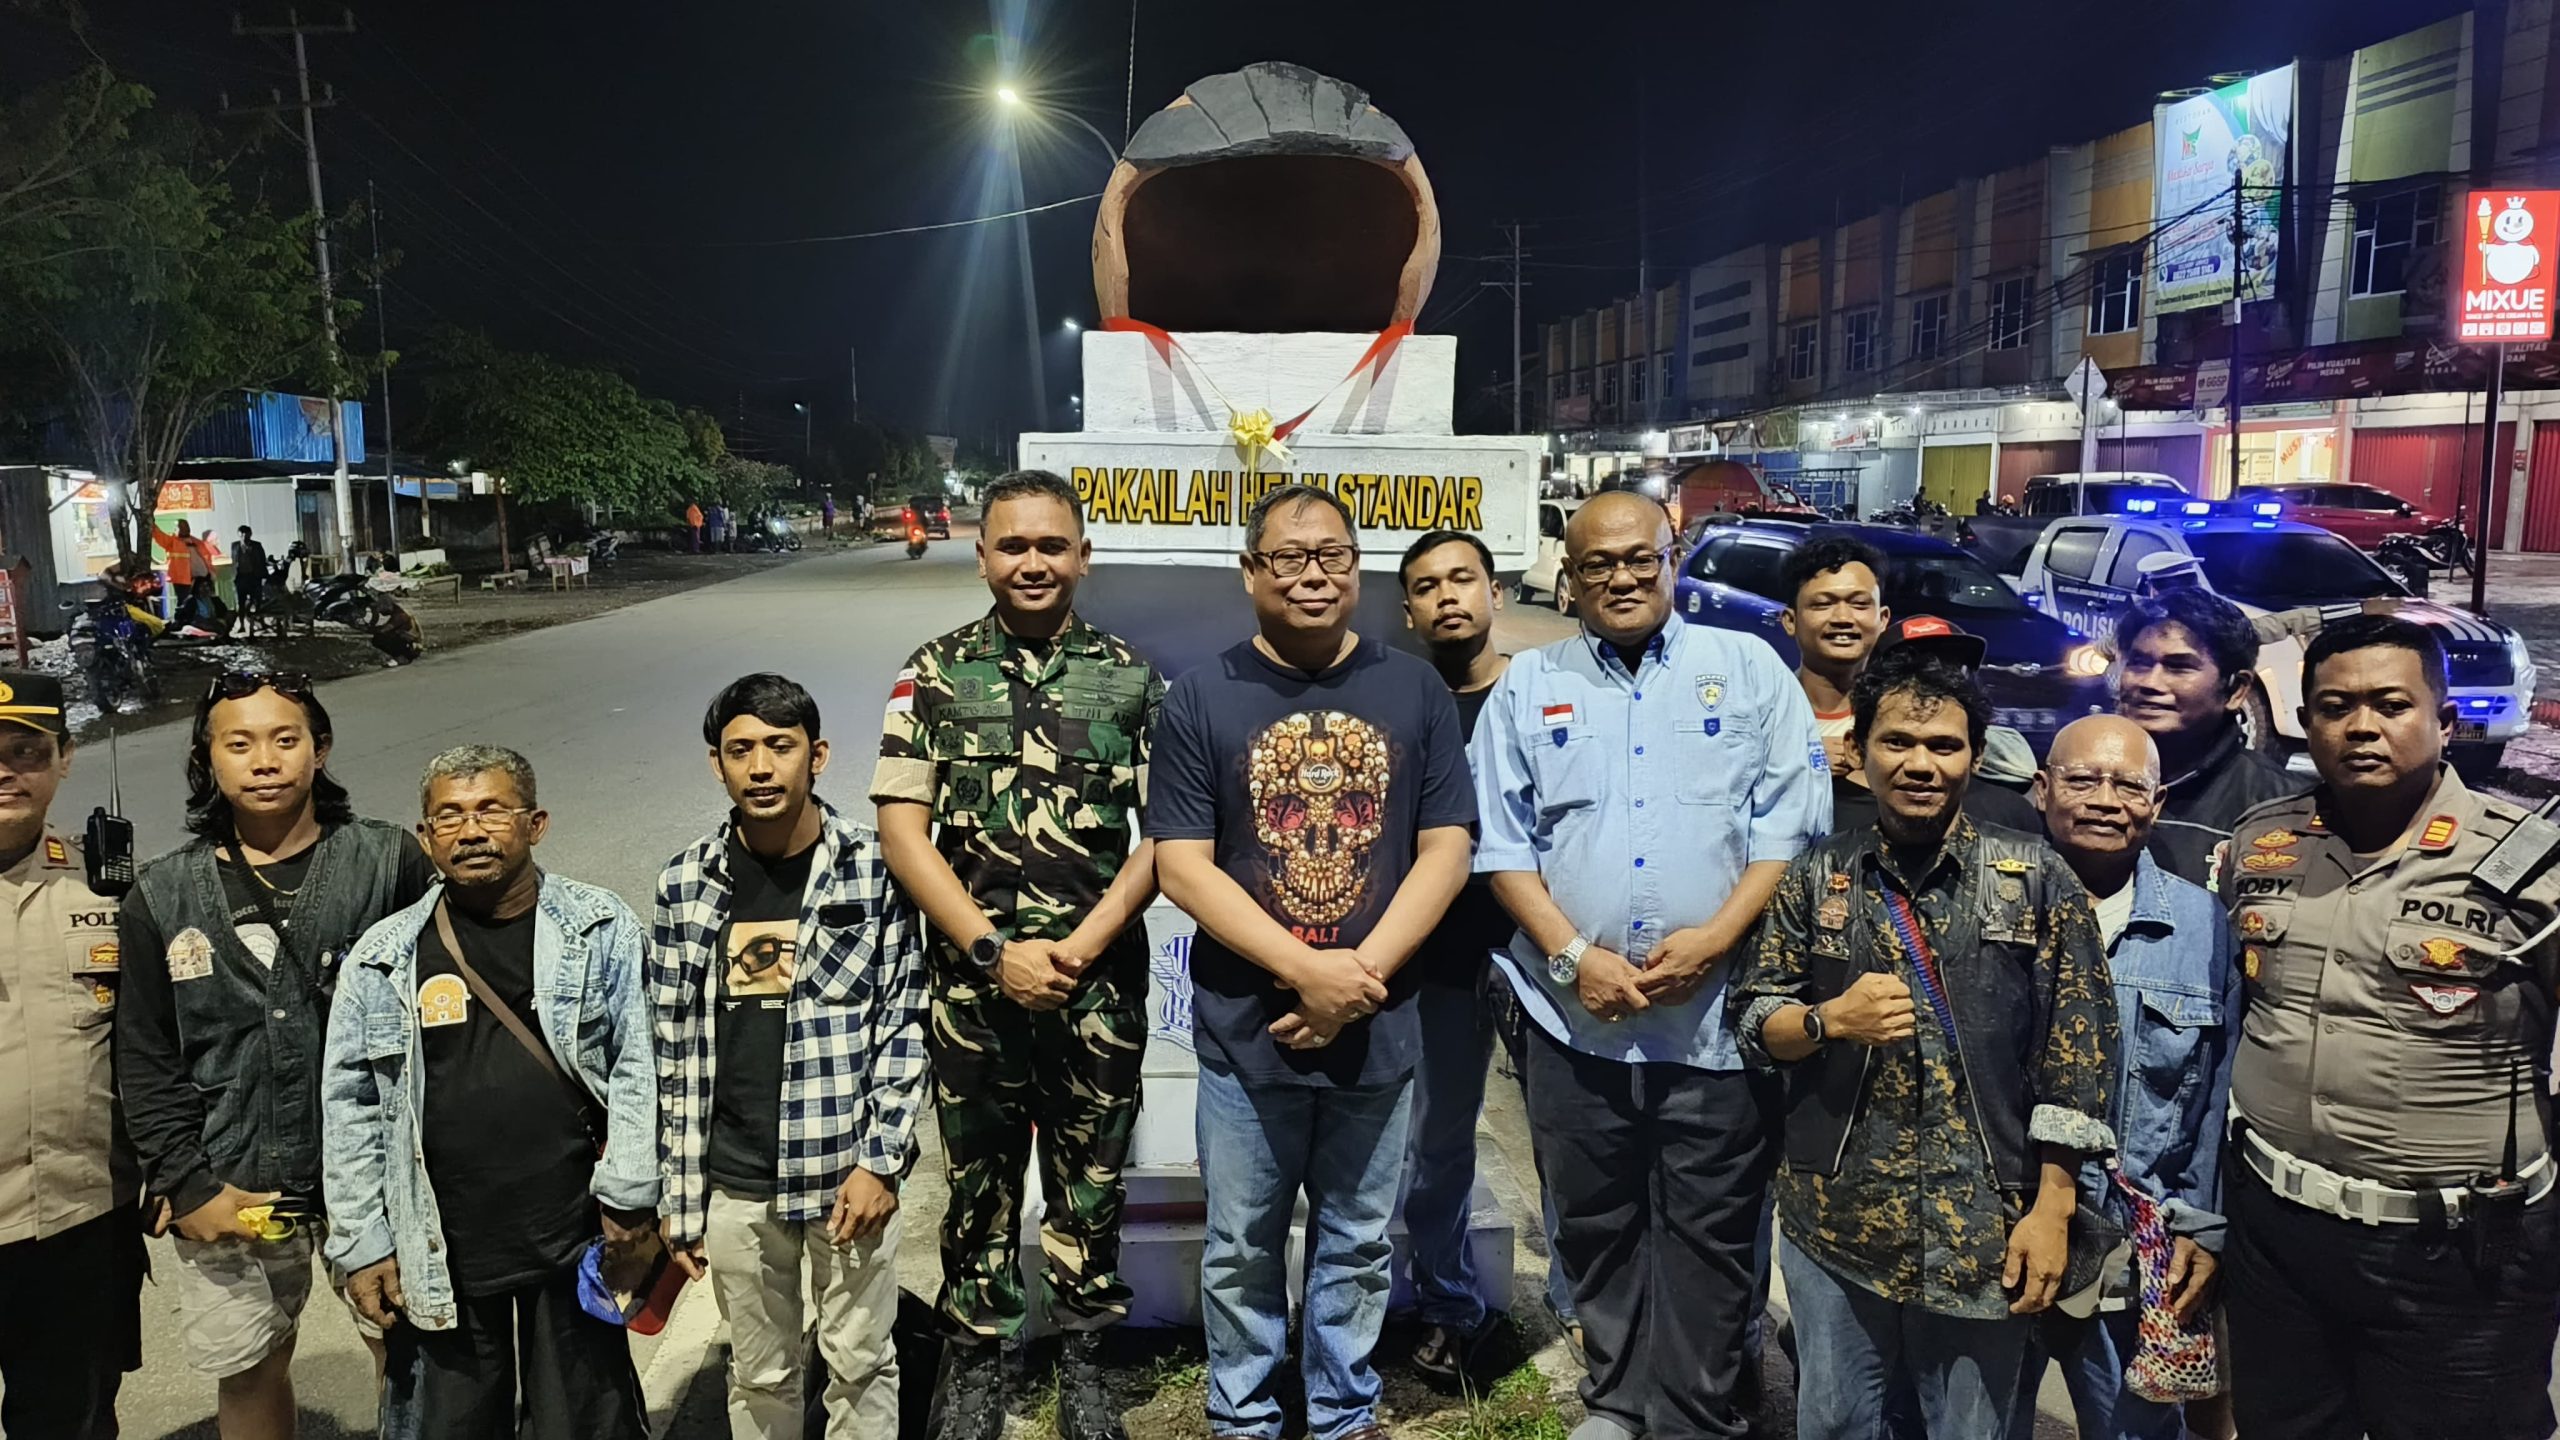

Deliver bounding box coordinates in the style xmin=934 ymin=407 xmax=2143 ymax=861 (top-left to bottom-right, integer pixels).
xmin=872 ymin=469 xmax=1163 ymax=1440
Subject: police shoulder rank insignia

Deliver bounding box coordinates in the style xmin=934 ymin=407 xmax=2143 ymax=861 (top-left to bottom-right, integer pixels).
xmin=2409 ymin=981 xmax=2481 ymax=1017
xmin=1991 ymin=857 xmax=2032 ymax=875
xmin=166 ymin=926 xmax=215 ymax=983
xmin=2241 ymin=852 xmax=2299 ymax=872
xmin=2417 ymin=815 xmax=2460 ymax=851
xmin=1816 ymin=896 xmax=1850 ymax=931
xmin=42 ymin=836 xmax=68 ymax=867
xmin=1696 ymin=674 xmax=1726 ymax=710
xmin=417 ymin=973 xmax=470 ymax=1029
xmin=2251 ymin=829 xmax=2298 ymax=851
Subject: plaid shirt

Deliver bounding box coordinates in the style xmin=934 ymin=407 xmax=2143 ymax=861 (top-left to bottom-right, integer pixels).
xmin=649 ymin=800 xmax=928 ymax=1242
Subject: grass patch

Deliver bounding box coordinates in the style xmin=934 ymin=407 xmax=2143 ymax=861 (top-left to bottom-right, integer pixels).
xmin=1141 ymin=1356 xmax=1209 ymax=1394
xmin=1424 ymin=1354 xmax=1570 ymax=1440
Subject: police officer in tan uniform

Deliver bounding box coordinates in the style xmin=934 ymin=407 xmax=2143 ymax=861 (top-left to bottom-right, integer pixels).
xmin=0 ymin=673 xmax=142 ymax=1439
xmin=2218 ymin=615 xmax=2560 ymax=1440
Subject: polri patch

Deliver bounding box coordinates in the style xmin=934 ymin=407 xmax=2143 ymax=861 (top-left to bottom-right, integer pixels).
xmin=2251 ymin=829 xmax=2299 ymax=851
xmin=2242 ymin=852 xmax=2299 ymax=873
xmin=2408 ymin=982 xmax=2481 ymax=1017
xmin=2417 ymin=937 xmax=2468 ymax=971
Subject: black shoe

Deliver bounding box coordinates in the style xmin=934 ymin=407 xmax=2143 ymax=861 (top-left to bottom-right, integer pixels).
xmin=928 ymin=1339 xmax=1006 ymax=1440
xmin=1055 ymin=1331 xmax=1128 ymax=1440
xmin=1410 ymin=1313 xmax=1503 ymax=1391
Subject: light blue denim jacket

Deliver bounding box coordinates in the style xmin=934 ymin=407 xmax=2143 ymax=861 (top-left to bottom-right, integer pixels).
xmin=2096 ymin=851 xmax=2241 ymax=1252
xmin=320 ymin=875 xmax=660 ymax=1331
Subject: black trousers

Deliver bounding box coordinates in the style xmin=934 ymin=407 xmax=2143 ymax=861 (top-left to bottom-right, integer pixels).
xmin=0 ymin=1211 xmax=143 ymax=1440
xmin=1523 ymin=1022 xmax=1775 ymax=1440
xmin=380 ymin=1259 xmax=645 ymax=1440
xmin=2226 ymin=1158 xmax=2560 ymax=1440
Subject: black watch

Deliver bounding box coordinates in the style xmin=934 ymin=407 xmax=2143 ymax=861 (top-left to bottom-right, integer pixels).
xmin=968 ymin=931 xmax=1005 ymax=970
xmin=1802 ymin=1003 xmax=1829 ymax=1046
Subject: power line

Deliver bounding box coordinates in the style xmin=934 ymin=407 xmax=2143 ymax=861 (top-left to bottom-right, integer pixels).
xmin=631 ymin=192 xmax=1106 ymax=249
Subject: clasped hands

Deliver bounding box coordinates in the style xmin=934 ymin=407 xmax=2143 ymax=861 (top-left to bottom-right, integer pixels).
xmin=993 ymin=936 xmax=1095 ymax=1011
xmin=1573 ymin=920 xmax=1739 ymax=1022
xmin=1270 ymin=948 xmax=1387 ymax=1051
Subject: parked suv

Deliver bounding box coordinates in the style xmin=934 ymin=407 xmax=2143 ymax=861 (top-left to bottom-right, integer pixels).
xmin=1673 ymin=519 xmax=2112 ymax=752
xmin=2017 ymin=510 xmax=2533 ymax=774
xmin=2236 ymin=481 xmax=2448 ymax=550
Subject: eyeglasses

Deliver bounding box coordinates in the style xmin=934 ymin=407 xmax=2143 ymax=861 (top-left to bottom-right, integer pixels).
xmin=1250 ymin=545 xmax=1360 ymax=578
xmin=206 ymin=670 xmax=312 ymax=703
xmin=1571 ymin=547 xmax=1671 ymax=587
xmin=2047 ymin=767 xmax=2159 ymax=805
xmin=423 ymin=807 xmax=534 ymax=838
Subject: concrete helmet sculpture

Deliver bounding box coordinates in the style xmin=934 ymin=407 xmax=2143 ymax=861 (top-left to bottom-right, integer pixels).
xmin=1094 ymin=61 xmax=1440 ymax=334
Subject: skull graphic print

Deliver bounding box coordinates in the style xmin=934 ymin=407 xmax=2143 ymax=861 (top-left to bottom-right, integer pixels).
xmin=1247 ymin=710 xmax=1392 ymax=930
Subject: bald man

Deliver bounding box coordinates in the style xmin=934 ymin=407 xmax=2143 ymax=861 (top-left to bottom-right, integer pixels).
xmin=1473 ymin=489 xmax=1828 ymax=1440
xmin=2012 ymin=715 xmax=2239 ymax=1440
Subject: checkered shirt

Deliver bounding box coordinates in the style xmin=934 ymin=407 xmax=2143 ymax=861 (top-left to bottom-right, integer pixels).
xmin=649 ymin=801 xmax=928 ymax=1243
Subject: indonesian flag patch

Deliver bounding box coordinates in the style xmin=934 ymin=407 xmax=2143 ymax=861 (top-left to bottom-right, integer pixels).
xmin=885 ymin=668 xmax=918 ymax=715
xmin=2409 ymin=982 xmax=2481 ymax=1017
xmin=1541 ymin=702 xmax=1577 ymax=728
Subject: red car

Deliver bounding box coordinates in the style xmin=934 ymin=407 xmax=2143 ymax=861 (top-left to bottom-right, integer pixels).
xmin=2237 ymin=482 xmax=2448 ymax=550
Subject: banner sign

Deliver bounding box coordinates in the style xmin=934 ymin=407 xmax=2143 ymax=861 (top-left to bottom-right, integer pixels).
xmin=2457 ymin=189 xmax=2560 ymax=343
xmin=2111 ymin=337 xmax=2560 ymax=409
xmin=2151 ymin=66 xmax=2294 ymax=315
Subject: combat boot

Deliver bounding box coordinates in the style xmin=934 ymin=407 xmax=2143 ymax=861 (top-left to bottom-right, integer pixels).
xmin=928 ymin=1338 xmax=1007 ymax=1440
xmin=1055 ymin=1330 xmax=1129 ymax=1440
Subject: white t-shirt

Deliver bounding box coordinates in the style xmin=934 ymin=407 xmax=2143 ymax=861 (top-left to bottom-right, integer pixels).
xmin=2090 ymin=881 xmax=2136 ymax=949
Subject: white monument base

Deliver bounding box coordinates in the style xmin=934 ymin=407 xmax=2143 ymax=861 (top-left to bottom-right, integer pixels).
xmin=1080 ymin=329 xmax=1458 ymax=437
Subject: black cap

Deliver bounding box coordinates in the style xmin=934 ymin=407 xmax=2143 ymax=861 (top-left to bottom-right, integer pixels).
xmin=1873 ymin=614 xmax=1987 ymax=671
xmin=0 ymin=672 xmax=70 ymax=739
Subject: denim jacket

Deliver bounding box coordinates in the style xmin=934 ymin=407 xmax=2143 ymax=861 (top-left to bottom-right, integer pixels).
xmin=320 ymin=875 xmax=660 ymax=1331
xmin=2096 ymin=851 xmax=2241 ymax=1252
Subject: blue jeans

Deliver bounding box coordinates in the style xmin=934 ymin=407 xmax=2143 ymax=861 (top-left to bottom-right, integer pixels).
xmin=1780 ymin=1234 xmax=2033 ymax=1440
xmin=1196 ymin=1058 xmax=1415 ymax=1440
xmin=1404 ymin=976 xmax=1495 ymax=1331
xmin=2010 ymin=1309 xmax=2187 ymax=1440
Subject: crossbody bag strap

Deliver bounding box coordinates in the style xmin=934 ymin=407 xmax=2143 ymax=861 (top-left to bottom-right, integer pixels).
xmin=1881 ymin=888 xmax=1962 ymax=1049
xmin=431 ymin=896 xmax=601 ymax=1126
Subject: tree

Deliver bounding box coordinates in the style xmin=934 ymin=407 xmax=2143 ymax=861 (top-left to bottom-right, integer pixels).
xmin=0 ymin=68 xmax=349 ymax=561
xmin=412 ymin=329 xmax=714 ymax=516
xmin=709 ymin=455 xmax=794 ymax=517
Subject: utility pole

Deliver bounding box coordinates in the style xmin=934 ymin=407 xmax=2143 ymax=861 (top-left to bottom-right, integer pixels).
xmin=234 ymin=7 xmax=357 ymax=569
xmin=849 ymin=344 xmax=862 ymax=419
xmin=1480 ymin=222 xmax=1532 ymax=433
xmin=2226 ymin=177 xmax=2245 ymax=497
xmin=368 ymin=179 xmax=395 ymax=554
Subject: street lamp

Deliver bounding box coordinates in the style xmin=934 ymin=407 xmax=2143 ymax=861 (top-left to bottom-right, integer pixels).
xmin=791 ymin=401 xmax=811 ymax=464
xmin=993 ymin=84 xmax=1123 ymax=171
xmin=1062 ymin=318 xmax=1081 ymax=333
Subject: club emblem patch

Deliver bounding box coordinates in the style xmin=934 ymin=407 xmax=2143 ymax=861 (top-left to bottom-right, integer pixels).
xmin=1816 ymin=897 xmax=1850 ymax=931
xmin=166 ymin=927 xmax=215 ymax=983
xmin=417 ymin=973 xmax=471 ymax=1028
xmin=1696 ymin=675 xmax=1726 ymax=710
xmin=2408 ymin=982 xmax=2481 ymax=1017
xmin=1828 ymin=872 xmax=1853 ymax=893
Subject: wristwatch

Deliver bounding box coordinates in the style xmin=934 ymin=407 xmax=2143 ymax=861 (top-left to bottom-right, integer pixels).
xmin=1547 ymin=935 xmax=1589 ymax=986
xmin=968 ymin=931 xmax=1005 ymax=971
xmin=1802 ymin=1002 xmax=1830 ymax=1046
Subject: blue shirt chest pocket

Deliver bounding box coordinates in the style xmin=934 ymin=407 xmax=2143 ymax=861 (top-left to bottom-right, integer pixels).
xmin=2127 ymin=982 xmax=2221 ymax=1102
xmin=1679 ymin=712 xmax=1763 ymax=806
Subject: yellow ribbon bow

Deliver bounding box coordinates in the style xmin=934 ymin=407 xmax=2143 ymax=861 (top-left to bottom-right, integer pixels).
xmin=1229 ymin=406 xmax=1294 ymax=472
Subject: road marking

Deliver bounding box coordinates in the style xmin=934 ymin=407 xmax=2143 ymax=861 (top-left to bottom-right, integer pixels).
xmin=643 ymin=1280 xmax=722 ymax=1437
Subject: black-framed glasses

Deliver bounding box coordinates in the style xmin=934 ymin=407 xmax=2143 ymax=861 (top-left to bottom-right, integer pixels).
xmin=206 ymin=670 xmax=313 ymax=703
xmin=1571 ymin=547 xmax=1671 ymax=587
xmin=422 ymin=807 xmax=535 ymax=838
xmin=1250 ymin=544 xmax=1360 ymax=578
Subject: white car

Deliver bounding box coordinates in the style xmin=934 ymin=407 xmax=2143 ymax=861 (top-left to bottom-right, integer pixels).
xmin=2017 ymin=509 xmax=2536 ymax=772
xmin=1517 ymin=497 xmax=1584 ymax=610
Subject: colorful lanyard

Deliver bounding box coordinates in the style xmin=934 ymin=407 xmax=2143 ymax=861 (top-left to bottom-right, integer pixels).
xmin=1882 ymin=888 xmax=1962 ymax=1049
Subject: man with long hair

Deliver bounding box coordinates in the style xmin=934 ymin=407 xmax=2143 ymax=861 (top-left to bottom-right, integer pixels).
xmin=114 ymin=673 xmax=436 ymax=1439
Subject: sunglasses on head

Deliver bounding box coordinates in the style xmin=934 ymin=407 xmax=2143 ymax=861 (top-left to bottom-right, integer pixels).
xmin=205 ymin=671 xmax=313 ymax=703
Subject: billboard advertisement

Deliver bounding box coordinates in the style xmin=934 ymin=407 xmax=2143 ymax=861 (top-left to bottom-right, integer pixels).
xmin=2457 ymin=189 xmax=2560 ymax=343
xmin=2151 ymin=65 xmax=2294 ymax=315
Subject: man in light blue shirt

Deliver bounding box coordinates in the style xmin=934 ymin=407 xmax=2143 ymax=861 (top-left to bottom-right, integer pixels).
xmin=1473 ymin=493 xmax=1828 ymax=1440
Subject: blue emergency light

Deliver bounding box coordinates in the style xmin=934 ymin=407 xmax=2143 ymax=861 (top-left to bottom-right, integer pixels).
xmin=2250 ymin=501 xmax=2283 ymax=517
xmin=2180 ymin=500 xmax=2213 ymax=516
xmin=2124 ymin=498 xmax=2160 ymax=514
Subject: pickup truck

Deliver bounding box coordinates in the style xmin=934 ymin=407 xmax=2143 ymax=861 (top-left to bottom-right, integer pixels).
xmin=1956 ymin=471 xmax=2190 ymax=576
xmin=2016 ymin=509 xmax=2534 ymax=774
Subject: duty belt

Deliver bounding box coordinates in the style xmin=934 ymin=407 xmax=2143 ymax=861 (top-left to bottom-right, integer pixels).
xmin=2241 ymin=1127 xmax=2556 ymax=1226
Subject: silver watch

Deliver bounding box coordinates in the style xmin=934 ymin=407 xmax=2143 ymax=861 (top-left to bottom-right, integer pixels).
xmin=1547 ymin=935 xmax=1589 ymax=986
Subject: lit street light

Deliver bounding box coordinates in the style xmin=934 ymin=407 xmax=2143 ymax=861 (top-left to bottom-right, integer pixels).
xmin=1063 ymin=318 xmax=1081 ymax=333
xmin=993 ymin=84 xmax=1122 ymax=171
xmin=791 ymin=401 xmax=811 ymax=464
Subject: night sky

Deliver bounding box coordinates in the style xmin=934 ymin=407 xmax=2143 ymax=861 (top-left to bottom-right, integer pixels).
xmin=1 ymin=0 xmax=2472 ymax=459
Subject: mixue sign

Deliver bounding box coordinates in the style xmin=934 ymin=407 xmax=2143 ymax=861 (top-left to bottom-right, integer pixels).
xmin=2459 ymin=189 xmax=2560 ymax=343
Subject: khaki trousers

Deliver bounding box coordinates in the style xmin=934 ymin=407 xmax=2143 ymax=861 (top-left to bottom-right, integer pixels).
xmin=704 ymin=1185 xmax=904 ymax=1440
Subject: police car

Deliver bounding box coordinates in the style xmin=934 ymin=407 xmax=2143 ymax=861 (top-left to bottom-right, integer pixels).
xmin=1673 ymin=518 xmax=2113 ymax=751
xmin=2016 ymin=499 xmax=2536 ymax=772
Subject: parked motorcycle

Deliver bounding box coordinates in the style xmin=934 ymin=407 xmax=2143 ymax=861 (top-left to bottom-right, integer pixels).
xmin=2416 ymin=518 xmax=2475 ymax=576
xmin=2376 ymin=533 xmax=2435 ymax=597
xmin=308 ymin=569 xmax=425 ymax=665
xmin=905 ymin=525 xmax=928 ymax=560
xmin=66 ymin=580 xmax=160 ymax=714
